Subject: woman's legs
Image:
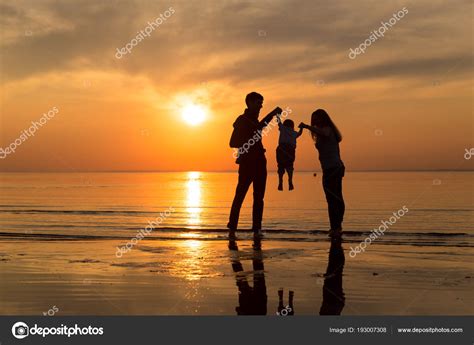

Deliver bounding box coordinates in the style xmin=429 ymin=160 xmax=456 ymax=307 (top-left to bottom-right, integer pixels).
xmin=334 ymin=167 xmax=345 ymax=228
xmin=322 ymin=166 xmax=345 ymax=231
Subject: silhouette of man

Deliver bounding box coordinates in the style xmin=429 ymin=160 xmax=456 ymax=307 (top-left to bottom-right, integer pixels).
xmin=229 ymin=239 xmax=267 ymax=315
xmin=228 ymin=92 xmax=281 ymax=238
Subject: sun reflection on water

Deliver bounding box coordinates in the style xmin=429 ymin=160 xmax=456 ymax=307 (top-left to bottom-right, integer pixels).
xmin=169 ymin=173 xmax=220 ymax=282
xmin=171 ymin=239 xmax=205 ymax=281
xmin=185 ymin=171 xmax=201 ymax=228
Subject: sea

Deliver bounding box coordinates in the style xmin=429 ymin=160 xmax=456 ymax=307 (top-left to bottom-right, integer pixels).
xmin=0 ymin=171 xmax=472 ymax=247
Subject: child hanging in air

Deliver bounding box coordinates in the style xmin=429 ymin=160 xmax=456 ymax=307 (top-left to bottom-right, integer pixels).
xmin=276 ymin=114 xmax=303 ymax=191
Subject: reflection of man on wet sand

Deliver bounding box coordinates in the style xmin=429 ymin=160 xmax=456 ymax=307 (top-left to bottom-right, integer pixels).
xmin=229 ymin=239 xmax=267 ymax=315
xmin=320 ymin=238 xmax=345 ymax=315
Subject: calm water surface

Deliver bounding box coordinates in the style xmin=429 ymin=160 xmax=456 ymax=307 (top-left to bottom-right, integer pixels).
xmin=0 ymin=172 xmax=472 ymax=247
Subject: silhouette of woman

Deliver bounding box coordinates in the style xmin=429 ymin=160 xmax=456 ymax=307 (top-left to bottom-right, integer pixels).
xmin=319 ymin=238 xmax=345 ymax=315
xmin=299 ymin=109 xmax=345 ymax=238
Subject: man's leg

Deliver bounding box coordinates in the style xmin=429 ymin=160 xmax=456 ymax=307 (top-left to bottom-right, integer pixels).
xmin=252 ymin=157 xmax=267 ymax=232
xmin=252 ymin=255 xmax=267 ymax=315
xmin=228 ymin=163 xmax=252 ymax=231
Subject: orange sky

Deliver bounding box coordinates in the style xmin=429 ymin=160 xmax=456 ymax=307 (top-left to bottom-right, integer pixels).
xmin=0 ymin=0 xmax=472 ymax=172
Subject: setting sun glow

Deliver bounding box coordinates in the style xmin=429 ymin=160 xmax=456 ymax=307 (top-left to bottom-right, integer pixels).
xmin=181 ymin=104 xmax=207 ymax=126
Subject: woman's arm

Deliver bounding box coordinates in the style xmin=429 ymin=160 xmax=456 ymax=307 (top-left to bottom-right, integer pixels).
xmin=296 ymin=127 xmax=303 ymax=138
xmin=299 ymin=123 xmax=331 ymax=137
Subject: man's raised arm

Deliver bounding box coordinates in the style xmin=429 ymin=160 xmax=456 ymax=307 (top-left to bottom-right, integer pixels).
xmin=258 ymin=107 xmax=282 ymax=129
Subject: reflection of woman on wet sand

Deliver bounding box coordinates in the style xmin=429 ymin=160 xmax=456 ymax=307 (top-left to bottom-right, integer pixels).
xmin=319 ymin=239 xmax=345 ymax=315
xmin=229 ymin=239 xmax=267 ymax=315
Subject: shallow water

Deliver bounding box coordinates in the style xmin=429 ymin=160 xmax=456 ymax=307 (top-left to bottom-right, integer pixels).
xmin=0 ymin=171 xmax=472 ymax=247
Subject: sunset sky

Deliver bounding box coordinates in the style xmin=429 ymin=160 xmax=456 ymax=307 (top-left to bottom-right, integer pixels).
xmin=0 ymin=0 xmax=472 ymax=172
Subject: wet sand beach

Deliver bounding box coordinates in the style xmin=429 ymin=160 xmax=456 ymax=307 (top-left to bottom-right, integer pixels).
xmin=0 ymin=235 xmax=472 ymax=315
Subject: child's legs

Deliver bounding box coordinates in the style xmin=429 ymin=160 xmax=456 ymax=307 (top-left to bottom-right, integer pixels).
xmin=286 ymin=151 xmax=295 ymax=185
xmin=286 ymin=167 xmax=294 ymax=183
xmin=276 ymin=146 xmax=286 ymax=186
xmin=287 ymin=167 xmax=294 ymax=190
xmin=287 ymin=145 xmax=296 ymax=184
xmin=278 ymin=166 xmax=285 ymax=183
xmin=278 ymin=166 xmax=285 ymax=177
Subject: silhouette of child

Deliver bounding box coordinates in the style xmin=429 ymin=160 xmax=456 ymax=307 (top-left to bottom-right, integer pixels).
xmin=276 ymin=115 xmax=302 ymax=190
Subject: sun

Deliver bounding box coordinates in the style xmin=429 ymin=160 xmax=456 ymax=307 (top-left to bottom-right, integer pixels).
xmin=181 ymin=104 xmax=207 ymax=126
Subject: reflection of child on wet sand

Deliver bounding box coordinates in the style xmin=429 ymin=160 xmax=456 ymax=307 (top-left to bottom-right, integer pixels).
xmin=277 ymin=288 xmax=295 ymax=315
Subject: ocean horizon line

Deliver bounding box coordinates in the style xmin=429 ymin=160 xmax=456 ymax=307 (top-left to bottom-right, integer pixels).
xmin=0 ymin=169 xmax=473 ymax=174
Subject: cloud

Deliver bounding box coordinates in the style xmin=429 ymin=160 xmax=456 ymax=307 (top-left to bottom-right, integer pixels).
xmin=1 ymin=0 xmax=471 ymax=88
xmin=324 ymin=55 xmax=473 ymax=83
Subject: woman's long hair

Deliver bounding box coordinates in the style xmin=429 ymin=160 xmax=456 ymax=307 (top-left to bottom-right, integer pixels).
xmin=310 ymin=109 xmax=342 ymax=143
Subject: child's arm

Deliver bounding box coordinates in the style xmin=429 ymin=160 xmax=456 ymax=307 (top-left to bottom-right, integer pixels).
xmin=276 ymin=113 xmax=282 ymax=128
xmin=299 ymin=123 xmax=330 ymax=137
xmin=277 ymin=114 xmax=282 ymax=126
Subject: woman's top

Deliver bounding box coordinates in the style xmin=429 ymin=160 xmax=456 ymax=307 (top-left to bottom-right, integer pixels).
xmin=314 ymin=127 xmax=344 ymax=170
